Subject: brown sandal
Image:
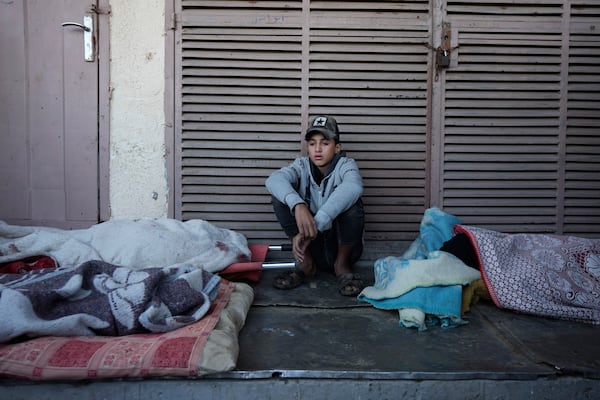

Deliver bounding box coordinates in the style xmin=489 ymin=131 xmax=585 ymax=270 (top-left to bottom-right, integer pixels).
xmin=273 ymin=269 xmax=306 ymax=290
xmin=337 ymin=273 xmax=364 ymax=296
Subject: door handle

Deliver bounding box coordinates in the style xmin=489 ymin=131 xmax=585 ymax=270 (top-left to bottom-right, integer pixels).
xmin=61 ymin=22 xmax=91 ymax=32
xmin=62 ymin=15 xmax=94 ymax=62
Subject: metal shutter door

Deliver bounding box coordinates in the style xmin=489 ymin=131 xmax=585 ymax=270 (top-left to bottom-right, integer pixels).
xmin=176 ymin=1 xmax=432 ymax=253
xmin=307 ymin=1 xmax=431 ymax=253
xmin=440 ymin=0 xmax=600 ymax=237
xmin=176 ymin=1 xmax=304 ymax=243
xmin=564 ymin=3 xmax=600 ymax=237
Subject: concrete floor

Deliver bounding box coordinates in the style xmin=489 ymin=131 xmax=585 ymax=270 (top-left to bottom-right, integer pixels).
xmin=2 ymin=263 xmax=600 ymax=399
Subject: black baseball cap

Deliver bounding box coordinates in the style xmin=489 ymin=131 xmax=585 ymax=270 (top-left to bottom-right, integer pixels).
xmin=305 ymin=115 xmax=340 ymax=143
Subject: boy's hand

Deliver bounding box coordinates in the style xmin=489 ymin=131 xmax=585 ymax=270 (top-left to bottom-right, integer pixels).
xmin=293 ymin=203 xmax=318 ymax=240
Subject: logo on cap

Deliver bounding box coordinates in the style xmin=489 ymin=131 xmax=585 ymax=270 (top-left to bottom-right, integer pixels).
xmin=313 ymin=116 xmax=328 ymax=127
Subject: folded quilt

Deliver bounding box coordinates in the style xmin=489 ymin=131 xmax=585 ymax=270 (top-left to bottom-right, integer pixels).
xmin=0 ymin=260 xmax=222 ymax=342
xmin=0 ymin=218 xmax=251 ymax=273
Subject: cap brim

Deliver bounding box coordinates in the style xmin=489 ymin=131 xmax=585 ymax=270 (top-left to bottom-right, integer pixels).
xmin=305 ymin=127 xmax=337 ymax=140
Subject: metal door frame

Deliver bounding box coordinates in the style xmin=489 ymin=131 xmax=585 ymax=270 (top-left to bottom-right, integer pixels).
xmin=98 ymin=0 xmax=111 ymax=222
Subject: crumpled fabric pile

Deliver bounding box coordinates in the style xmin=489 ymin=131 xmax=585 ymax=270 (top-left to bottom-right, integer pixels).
xmin=358 ymin=207 xmax=481 ymax=330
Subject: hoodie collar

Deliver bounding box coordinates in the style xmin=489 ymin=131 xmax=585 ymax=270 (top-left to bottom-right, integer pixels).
xmin=309 ymin=150 xmax=345 ymax=185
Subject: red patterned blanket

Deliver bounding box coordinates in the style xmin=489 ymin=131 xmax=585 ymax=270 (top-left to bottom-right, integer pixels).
xmin=457 ymin=225 xmax=600 ymax=325
xmin=0 ymin=280 xmax=253 ymax=380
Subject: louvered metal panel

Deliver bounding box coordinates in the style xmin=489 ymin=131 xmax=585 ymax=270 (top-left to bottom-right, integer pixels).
xmin=564 ymin=3 xmax=600 ymax=237
xmin=175 ymin=0 xmax=600 ymax=255
xmin=177 ymin=0 xmax=432 ymax=253
xmin=308 ymin=1 xmax=431 ymax=247
xmin=443 ymin=1 xmax=568 ymax=234
xmin=177 ymin=1 xmax=304 ymax=243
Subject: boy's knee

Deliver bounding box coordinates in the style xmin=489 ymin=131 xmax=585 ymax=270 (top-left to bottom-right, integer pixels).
xmin=271 ymin=196 xmax=299 ymax=237
xmin=271 ymin=196 xmax=285 ymax=208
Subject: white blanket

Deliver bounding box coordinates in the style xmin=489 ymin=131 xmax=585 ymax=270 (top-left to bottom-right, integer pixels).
xmin=358 ymin=251 xmax=481 ymax=330
xmin=359 ymin=250 xmax=481 ymax=301
xmin=0 ymin=218 xmax=251 ymax=273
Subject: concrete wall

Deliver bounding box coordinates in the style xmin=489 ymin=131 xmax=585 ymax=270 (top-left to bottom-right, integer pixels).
xmin=108 ymin=0 xmax=169 ymax=219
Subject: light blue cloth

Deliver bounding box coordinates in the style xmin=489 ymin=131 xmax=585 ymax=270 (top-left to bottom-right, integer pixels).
xmin=361 ymin=285 xmax=468 ymax=330
xmin=359 ymin=284 xmax=463 ymax=317
xmin=399 ymin=207 xmax=460 ymax=260
xmin=358 ymin=207 xmax=479 ymax=330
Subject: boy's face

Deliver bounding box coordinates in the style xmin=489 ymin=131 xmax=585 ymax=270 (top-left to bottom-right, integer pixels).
xmin=306 ymin=133 xmax=342 ymax=173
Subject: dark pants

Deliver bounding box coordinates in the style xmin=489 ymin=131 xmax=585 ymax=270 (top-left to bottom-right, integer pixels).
xmin=271 ymin=197 xmax=365 ymax=271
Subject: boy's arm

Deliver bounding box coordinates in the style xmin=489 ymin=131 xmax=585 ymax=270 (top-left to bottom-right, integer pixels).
xmin=313 ymin=160 xmax=363 ymax=231
xmin=265 ymin=159 xmax=306 ymax=210
xmin=293 ymin=203 xmax=318 ymax=239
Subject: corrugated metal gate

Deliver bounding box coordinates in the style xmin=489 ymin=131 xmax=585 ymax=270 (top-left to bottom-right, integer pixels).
xmin=173 ymin=0 xmax=600 ymax=252
xmin=439 ymin=0 xmax=600 ymax=237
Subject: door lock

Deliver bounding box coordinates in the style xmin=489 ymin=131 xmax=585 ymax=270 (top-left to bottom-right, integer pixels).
xmin=436 ymin=21 xmax=453 ymax=70
xmin=437 ymin=48 xmax=450 ymax=68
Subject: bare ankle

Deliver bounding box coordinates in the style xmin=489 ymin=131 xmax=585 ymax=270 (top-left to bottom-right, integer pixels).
xmin=334 ymin=244 xmax=355 ymax=275
xmin=297 ymin=252 xmax=316 ymax=276
xmin=334 ymin=263 xmax=352 ymax=276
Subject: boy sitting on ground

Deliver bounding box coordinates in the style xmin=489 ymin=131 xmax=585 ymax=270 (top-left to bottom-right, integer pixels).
xmin=265 ymin=115 xmax=365 ymax=296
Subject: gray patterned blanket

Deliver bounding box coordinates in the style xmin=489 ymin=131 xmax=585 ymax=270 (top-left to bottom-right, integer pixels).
xmin=0 ymin=260 xmax=222 ymax=342
xmin=457 ymin=225 xmax=600 ymax=325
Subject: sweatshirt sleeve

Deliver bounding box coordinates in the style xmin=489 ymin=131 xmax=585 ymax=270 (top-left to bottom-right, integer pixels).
xmin=313 ymin=159 xmax=363 ymax=232
xmin=265 ymin=158 xmax=306 ymax=210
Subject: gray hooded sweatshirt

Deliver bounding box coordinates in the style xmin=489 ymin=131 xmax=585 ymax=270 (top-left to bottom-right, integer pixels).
xmin=265 ymin=152 xmax=363 ymax=232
